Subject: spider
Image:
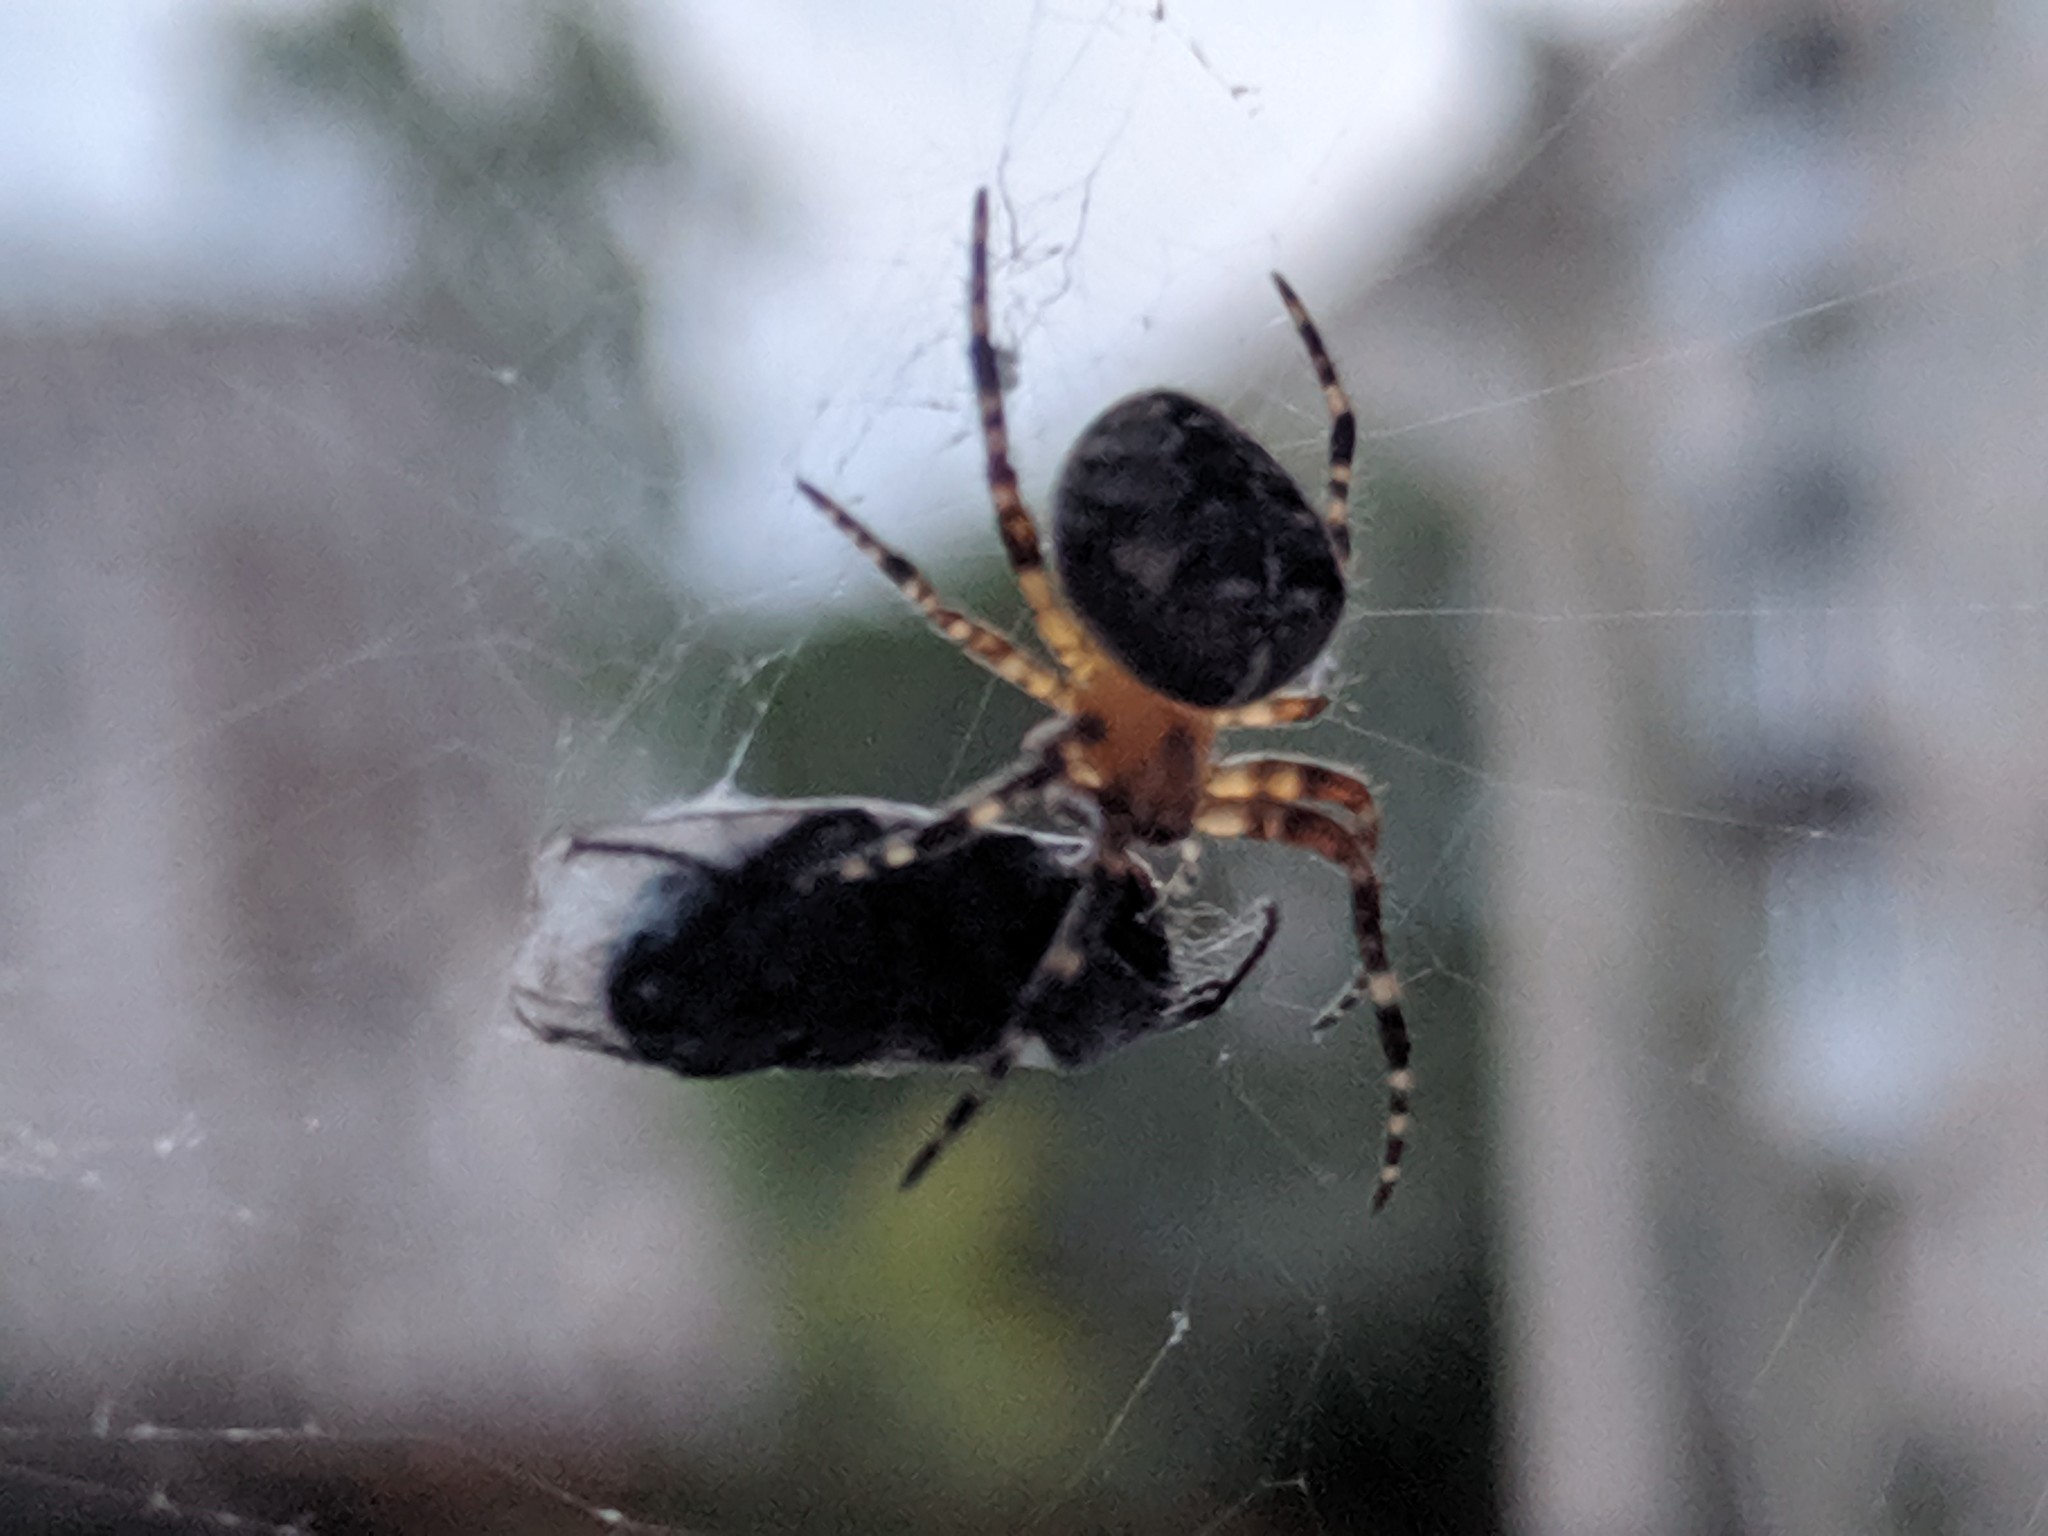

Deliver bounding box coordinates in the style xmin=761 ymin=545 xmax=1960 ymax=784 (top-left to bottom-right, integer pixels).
xmin=797 ymin=188 xmax=1413 ymax=1210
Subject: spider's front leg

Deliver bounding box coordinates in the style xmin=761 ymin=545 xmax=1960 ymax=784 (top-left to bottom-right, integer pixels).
xmin=900 ymin=1051 xmax=1014 ymax=1189
xmin=965 ymin=188 xmax=1092 ymax=675
xmin=796 ymin=479 xmax=1072 ymax=710
xmin=1195 ymin=764 xmax=1411 ymax=1212
xmin=902 ymin=864 xmax=1281 ymax=1187
xmin=897 ymin=857 xmax=1117 ymax=1188
xmin=800 ymin=717 xmax=1085 ymax=892
xmin=1214 ymin=693 xmax=1331 ymax=728
xmin=1270 ymin=272 xmax=1357 ymax=568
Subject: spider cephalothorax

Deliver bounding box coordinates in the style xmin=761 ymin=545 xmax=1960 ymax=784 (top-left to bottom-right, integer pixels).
xmin=796 ymin=190 xmax=1413 ymax=1209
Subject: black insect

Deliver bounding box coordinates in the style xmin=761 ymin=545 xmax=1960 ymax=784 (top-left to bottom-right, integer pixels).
xmin=512 ymin=794 xmax=1278 ymax=1184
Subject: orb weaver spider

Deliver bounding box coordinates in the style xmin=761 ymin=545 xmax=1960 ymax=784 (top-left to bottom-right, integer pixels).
xmin=797 ymin=190 xmax=1412 ymax=1210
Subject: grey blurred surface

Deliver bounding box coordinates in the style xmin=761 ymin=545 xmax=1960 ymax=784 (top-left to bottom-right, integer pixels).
xmin=0 ymin=320 xmax=765 ymax=1444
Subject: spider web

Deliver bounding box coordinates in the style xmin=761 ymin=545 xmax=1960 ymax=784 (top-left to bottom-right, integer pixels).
xmin=2 ymin=0 xmax=2045 ymax=1532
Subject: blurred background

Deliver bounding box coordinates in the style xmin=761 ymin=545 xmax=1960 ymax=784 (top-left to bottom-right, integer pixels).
xmin=2 ymin=0 xmax=2044 ymax=1531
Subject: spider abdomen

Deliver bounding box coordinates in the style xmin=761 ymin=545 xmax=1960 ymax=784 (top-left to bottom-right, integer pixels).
xmin=1053 ymin=390 xmax=1345 ymax=709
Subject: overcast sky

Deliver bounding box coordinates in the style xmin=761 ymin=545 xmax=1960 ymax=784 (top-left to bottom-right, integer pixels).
xmin=0 ymin=0 xmax=1678 ymax=599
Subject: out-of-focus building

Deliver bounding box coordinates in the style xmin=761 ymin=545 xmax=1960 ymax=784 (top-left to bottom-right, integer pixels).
xmin=0 ymin=13 xmax=764 ymax=1527
xmin=0 ymin=315 xmax=768 ymax=1508
xmin=1334 ymin=3 xmax=2048 ymax=1531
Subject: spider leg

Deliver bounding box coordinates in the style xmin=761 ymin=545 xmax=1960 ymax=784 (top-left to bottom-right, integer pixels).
xmin=1270 ymin=274 xmax=1356 ymax=568
xmin=1203 ymin=754 xmax=1382 ymax=828
xmin=1194 ymin=783 xmax=1410 ymax=1212
xmin=900 ymin=1051 xmax=1013 ymax=1189
xmin=796 ymin=480 xmax=1073 ymax=710
xmin=967 ymin=188 xmax=1092 ymax=672
xmin=897 ymin=857 xmax=1116 ymax=1188
xmin=809 ymin=719 xmax=1078 ymax=890
xmin=1215 ymin=693 xmax=1331 ymax=729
